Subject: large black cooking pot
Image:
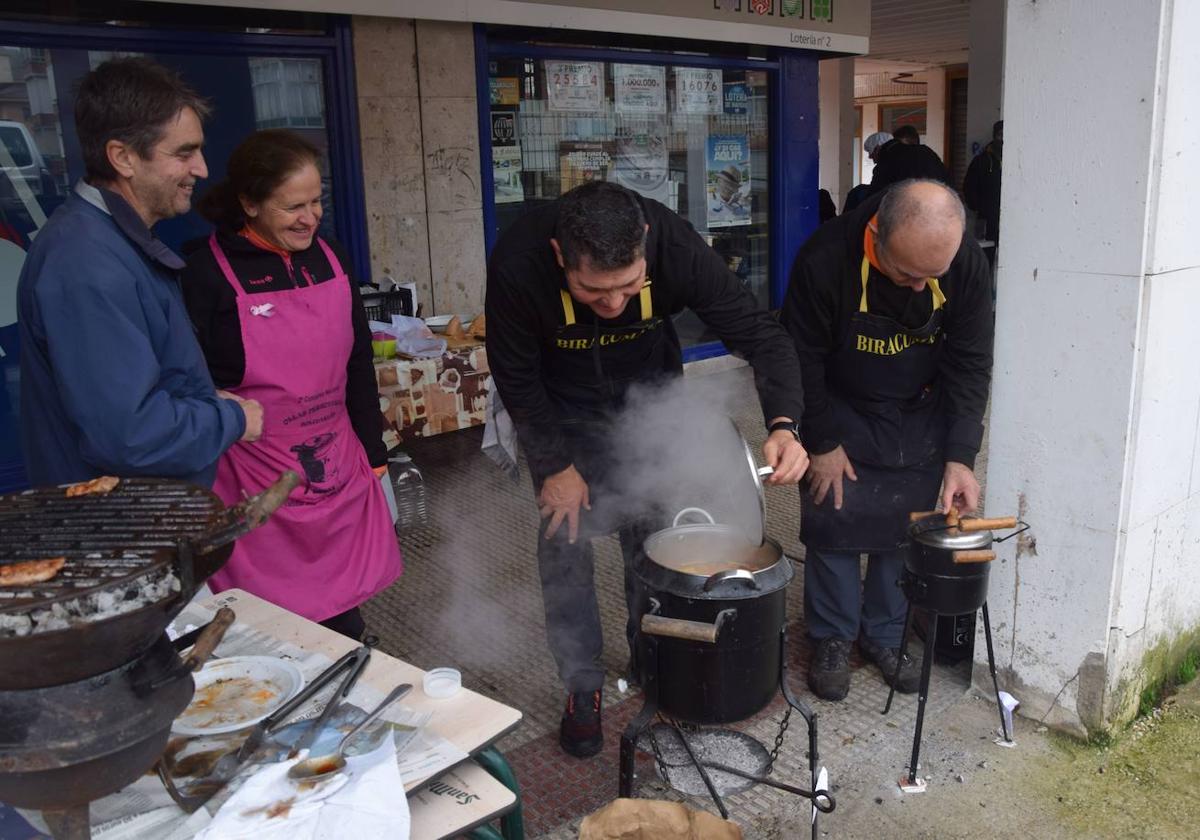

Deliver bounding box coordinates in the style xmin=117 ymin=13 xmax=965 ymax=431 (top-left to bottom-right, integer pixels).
xmin=0 ymin=610 xmax=232 ymax=810
xmin=902 ymin=514 xmax=1019 ymax=615
xmin=636 ymin=509 xmax=793 ymax=724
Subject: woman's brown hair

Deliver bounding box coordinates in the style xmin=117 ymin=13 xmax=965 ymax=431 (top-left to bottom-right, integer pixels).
xmin=197 ymin=129 xmax=321 ymax=228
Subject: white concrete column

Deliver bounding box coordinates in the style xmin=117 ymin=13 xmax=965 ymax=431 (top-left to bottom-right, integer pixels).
xmin=915 ymin=69 xmax=946 ymax=159
xmin=818 ymin=57 xmax=856 ymax=211
xmin=966 ymin=0 xmax=1005 ymax=158
xmin=980 ymin=0 xmax=1200 ymax=737
xmin=860 ymin=104 xmax=879 ymax=185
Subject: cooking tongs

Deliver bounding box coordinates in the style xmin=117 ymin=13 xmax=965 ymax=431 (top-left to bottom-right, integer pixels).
xmin=158 ymin=643 xmax=372 ymax=814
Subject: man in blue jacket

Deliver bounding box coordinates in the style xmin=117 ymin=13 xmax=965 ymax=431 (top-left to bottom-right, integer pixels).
xmin=17 ymin=58 xmax=261 ymax=487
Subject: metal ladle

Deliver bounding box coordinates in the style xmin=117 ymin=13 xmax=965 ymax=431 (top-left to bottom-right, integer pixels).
xmin=287 ymin=683 xmax=412 ymax=783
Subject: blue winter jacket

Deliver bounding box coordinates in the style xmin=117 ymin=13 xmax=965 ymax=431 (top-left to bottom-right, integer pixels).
xmin=17 ymin=182 xmax=245 ymax=487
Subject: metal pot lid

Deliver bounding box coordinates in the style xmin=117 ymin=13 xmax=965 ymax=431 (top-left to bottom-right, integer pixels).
xmin=908 ymin=516 xmax=993 ymax=550
xmin=730 ymin=420 xmax=769 ymax=546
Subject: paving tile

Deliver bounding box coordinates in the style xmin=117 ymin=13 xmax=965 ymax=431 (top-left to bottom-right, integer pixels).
xmin=361 ymin=367 xmax=988 ymax=838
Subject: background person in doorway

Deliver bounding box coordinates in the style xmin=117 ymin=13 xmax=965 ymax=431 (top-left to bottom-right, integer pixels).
xmin=17 ymin=58 xmax=259 ymax=488
xmin=781 ymin=179 xmax=994 ymax=703
xmin=842 ymin=131 xmax=892 ymax=214
xmin=869 ymin=124 xmax=953 ymax=196
xmin=182 ymin=130 xmax=401 ymax=641
xmin=486 ymin=181 xmax=809 ymax=759
xmin=964 ymin=120 xmax=1004 ymax=245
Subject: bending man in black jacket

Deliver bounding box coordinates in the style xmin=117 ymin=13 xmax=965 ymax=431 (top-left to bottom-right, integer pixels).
xmin=781 ymin=179 xmax=993 ymax=702
xmin=486 ymin=182 xmax=809 ymax=757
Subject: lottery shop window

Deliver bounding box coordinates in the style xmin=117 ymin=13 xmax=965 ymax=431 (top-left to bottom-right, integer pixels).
xmin=486 ymin=57 xmax=773 ymax=348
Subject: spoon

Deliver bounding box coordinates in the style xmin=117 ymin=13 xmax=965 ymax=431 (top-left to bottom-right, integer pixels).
xmin=287 ymin=683 xmax=412 ymax=783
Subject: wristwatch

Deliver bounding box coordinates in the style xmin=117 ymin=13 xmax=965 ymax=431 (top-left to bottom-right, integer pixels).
xmin=767 ymin=420 xmax=801 ymax=442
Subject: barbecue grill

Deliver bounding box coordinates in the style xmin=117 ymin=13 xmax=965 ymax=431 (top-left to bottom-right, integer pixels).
xmin=0 ymin=473 xmax=296 ymax=839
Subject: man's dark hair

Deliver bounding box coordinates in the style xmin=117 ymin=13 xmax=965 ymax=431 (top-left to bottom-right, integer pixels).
xmin=554 ymin=181 xmax=647 ymax=271
xmin=876 ymin=178 xmax=965 ymax=246
xmin=893 ymin=124 xmax=920 ymax=144
xmin=992 ymin=120 xmax=1004 ymax=139
xmin=75 ymin=57 xmax=211 ymax=182
xmin=198 ymin=130 xmax=321 ymax=229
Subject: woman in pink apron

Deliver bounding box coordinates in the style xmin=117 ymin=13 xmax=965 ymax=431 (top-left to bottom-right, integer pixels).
xmin=182 ymin=130 xmax=402 ymax=639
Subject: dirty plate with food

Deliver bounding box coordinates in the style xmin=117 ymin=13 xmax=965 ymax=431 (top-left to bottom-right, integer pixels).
xmin=174 ymin=656 xmax=305 ymax=736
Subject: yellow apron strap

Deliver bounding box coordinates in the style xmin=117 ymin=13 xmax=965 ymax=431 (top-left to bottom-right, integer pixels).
xmin=859 ymin=256 xmax=870 ymax=313
xmin=639 ymin=279 xmax=652 ymax=320
xmin=559 ymin=289 xmax=576 ymax=326
xmin=928 ymin=277 xmax=946 ymax=311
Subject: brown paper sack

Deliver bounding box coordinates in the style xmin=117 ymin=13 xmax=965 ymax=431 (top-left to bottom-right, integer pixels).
xmin=444 ymin=316 xmax=467 ymax=341
xmin=578 ymin=799 xmax=743 ymax=840
xmin=468 ymin=313 xmax=486 ymax=339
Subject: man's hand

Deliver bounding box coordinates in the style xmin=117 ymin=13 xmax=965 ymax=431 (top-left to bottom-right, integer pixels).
xmin=941 ymin=461 xmax=980 ymax=514
xmin=805 ymin=445 xmax=857 ymax=510
xmin=762 ymin=430 xmax=809 ymax=485
xmin=538 ymin=464 xmax=591 ymax=543
xmin=237 ymin=399 xmax=264 ymax=442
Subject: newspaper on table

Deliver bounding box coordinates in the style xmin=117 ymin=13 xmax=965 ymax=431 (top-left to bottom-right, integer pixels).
xmin=16 ymin=602 xmax=468 ymax=840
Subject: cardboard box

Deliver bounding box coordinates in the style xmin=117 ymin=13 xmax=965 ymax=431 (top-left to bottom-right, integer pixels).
xmin=376 ymin=341 xmax=490 ymax=444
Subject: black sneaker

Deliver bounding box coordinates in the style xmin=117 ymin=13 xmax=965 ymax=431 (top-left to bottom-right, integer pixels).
xmin=807 ymin=638 xmax=853 ymax=701
xmin=559 ymin=689 xmax=603 ymax=758
xmin=860 ymin=638 xmax=922 ymax=693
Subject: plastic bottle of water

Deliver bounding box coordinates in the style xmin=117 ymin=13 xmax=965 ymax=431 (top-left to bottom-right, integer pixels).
xmin=388 ymin=452 xmax=428 ymax=533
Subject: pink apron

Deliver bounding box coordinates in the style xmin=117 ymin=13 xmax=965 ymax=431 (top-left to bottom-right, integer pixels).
xmin=205 ymin=234 xmax=402 ymax=621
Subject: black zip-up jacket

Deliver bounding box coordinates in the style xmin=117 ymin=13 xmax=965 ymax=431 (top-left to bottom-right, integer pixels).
xmin=181 ymin=228 xmax=386 ymax=468
xmin=485 ymin=195 xmax=806 ymax=480
xmin=964 ymin=144 xmax=1002 ymax=241
xmin=780 ymin=192 xmax=993 ymax=469
xmin=870 ymin=141 xmax=953 ymax=193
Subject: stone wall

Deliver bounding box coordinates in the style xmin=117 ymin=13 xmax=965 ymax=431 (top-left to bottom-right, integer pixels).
xmin=353 ymin=17 xmax=486 ymax=317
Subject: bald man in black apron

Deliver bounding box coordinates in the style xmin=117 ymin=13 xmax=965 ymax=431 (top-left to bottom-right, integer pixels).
xmin=487 ymin=182 xmax=809 ymax=757
xmin=781 ymin=179 xmax=994 ymax=702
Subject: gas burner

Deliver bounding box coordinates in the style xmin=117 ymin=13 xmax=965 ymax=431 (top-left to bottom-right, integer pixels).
xmin=642 ymin=725 xmax=769 ymax=797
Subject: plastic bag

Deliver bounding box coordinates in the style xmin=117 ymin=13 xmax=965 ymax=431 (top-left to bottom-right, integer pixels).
xmin=369 ymin=315 xmax=446 ymax=358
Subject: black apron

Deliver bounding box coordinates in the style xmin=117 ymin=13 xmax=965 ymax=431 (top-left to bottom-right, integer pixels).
xmin=536 ymin=280 xmax=670 ymax=502
xmin=801 ymin=256 xmax=947 ymax=553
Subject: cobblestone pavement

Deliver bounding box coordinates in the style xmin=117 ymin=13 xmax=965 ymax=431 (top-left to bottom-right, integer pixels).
xmin=363 ymin=366 xmax=998 ymax=838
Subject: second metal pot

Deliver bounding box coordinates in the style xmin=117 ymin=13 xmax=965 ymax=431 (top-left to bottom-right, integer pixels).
xmin=902 ymin=514 xmax=1017 ymax=615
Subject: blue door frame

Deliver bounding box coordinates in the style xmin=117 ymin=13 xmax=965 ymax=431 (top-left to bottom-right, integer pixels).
xmin=0 ymin=15 xmax=366 ymax=493
xmin=0 ymin=16 xmax=369 ymax=281
xmin=473 ymin=26 xmax=820 ymax=362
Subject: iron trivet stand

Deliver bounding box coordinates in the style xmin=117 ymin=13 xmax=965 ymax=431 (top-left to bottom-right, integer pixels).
xmin=882 ymin=599 xmax=1014 ymax=792
xmin=619 ymin=627 xmax=835 ymax=837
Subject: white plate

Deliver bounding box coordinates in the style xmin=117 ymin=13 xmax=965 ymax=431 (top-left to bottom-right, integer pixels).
xmin=174 ymin=656 xmax=305 ymax=736
xmin=424 ymin=314 xmax=474 ymax=333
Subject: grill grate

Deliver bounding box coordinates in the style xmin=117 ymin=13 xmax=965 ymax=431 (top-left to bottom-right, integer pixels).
xmin=0 ymin=479 xmax=226 ymax=614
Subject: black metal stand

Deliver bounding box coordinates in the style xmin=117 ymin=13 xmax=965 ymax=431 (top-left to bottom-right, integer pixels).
xmin=882 ymin=599 xmax=1011 ymax=789
xmin=619 ymin=628 xmax=833 ymax=839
